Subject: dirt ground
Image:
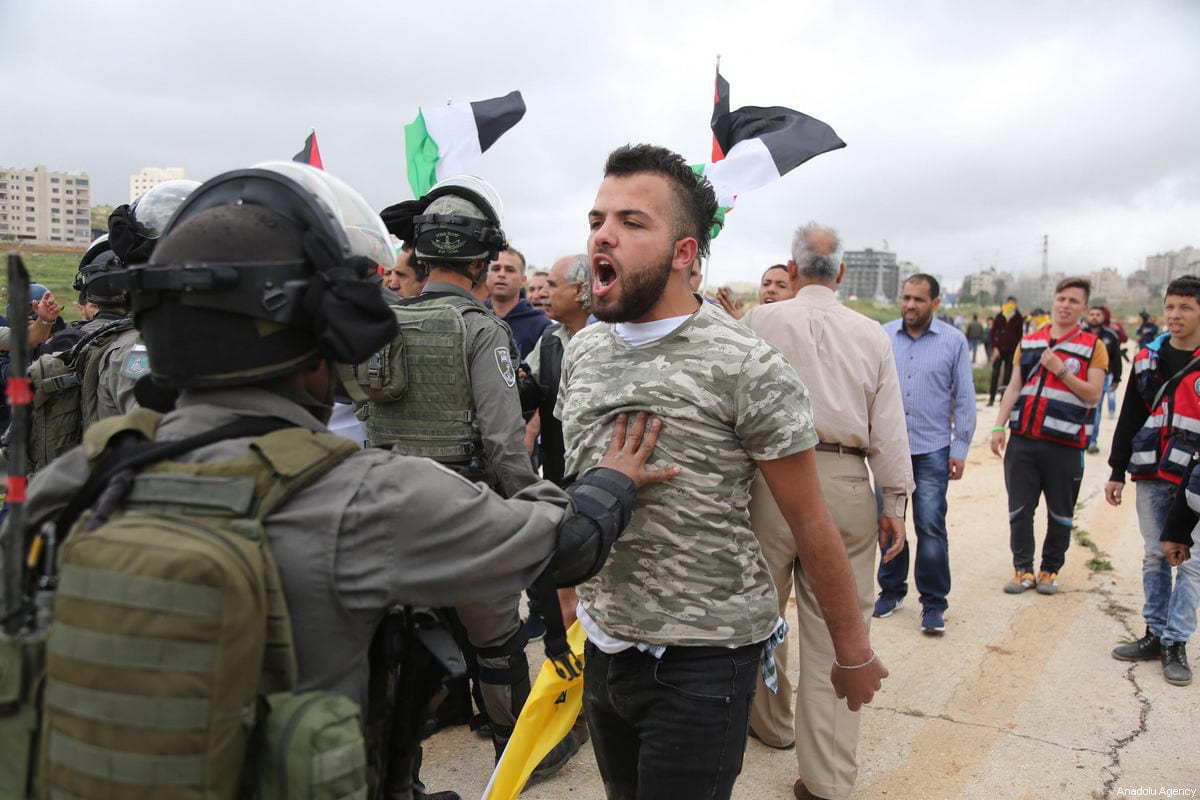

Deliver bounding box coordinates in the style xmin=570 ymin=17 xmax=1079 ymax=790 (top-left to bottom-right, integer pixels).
xmin=422 ymin=393 xmax=1200 ymax=799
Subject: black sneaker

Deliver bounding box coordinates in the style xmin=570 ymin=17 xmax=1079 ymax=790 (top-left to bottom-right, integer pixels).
xmin=1112 ymin=628 xmax=1161 ymax=661
xmin=1162 ymin=642 xmax=1193 ymax=686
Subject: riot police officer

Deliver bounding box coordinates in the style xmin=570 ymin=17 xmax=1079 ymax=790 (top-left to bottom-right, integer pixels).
xmin=0 ymin=162 xmax=676 ymax=799
xmin=363 ymin=177 xmax=575 ymax=778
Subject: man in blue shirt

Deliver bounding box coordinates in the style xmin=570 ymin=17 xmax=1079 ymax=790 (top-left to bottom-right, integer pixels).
xmin=876 ymin=274 xmax=977 ymax=634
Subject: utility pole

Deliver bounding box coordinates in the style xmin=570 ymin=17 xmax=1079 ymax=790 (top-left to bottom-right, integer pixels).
xmin=875 ymin=239 xmax=890 ymax=302
xmin=1041 ymin=234 xmax=1049 ymax=277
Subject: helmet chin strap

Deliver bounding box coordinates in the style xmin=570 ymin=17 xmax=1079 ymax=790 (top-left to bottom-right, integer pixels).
xmin=469 ymin=261 xmax=490 ymax=288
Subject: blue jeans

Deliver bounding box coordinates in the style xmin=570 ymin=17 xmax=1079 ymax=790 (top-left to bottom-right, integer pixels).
xmin=583 ymin=640 xmax=762 ymax=800
xmin=1087 ymin=374 xmax=1113 ymax=449
xmin=1134 ymin=480 xmax=1200 ymax=645
xmin=878 ymin=447 xmax=951 ymax=611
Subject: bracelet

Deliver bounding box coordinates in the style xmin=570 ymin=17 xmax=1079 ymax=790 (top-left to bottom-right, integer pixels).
xmin=991 ymin=425 xmax=1006 ymax=433
xmin=36 ymin=319 xmax=52 ymax=327
xmin=834 ymin=651 xmax=877 ymax=670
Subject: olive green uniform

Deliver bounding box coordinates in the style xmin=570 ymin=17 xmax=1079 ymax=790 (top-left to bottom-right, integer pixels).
xmin=1 ymin=385 xmax=568 ymax=711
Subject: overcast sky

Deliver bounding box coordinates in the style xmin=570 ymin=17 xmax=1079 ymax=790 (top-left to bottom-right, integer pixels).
xmin=4 ymin=0 xmax=1197 ymax=290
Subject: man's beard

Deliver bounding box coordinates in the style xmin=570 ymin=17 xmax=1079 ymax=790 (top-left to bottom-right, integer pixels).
xmin=904 ymin=309 xmax=933 ymax=333
xmin=592 ymin=248 xmax=673 ymax=323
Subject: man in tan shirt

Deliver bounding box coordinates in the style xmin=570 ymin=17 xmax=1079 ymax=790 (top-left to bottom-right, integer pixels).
xmin=742 ymin=222 xmax=913 ymax=800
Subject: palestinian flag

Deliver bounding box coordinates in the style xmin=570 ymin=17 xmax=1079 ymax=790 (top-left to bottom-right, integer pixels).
xmin=711 ymin=63 xmax=730 ymax=162
xmin=405 ymin=91 xmax=526 ymax=198
xmin=293 ymin=131 xmax=323 ymax=169
xmin=703 ymin=105 xmax=845 ymax=207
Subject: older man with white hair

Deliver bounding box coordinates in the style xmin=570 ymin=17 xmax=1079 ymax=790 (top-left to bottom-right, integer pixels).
xmin=521 ymin=253 xmax=593 ymax=486
xmin=742 ymin=222 xmax=912 ymax=800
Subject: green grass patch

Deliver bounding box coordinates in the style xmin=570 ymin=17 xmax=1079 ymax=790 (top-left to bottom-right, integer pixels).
xmin=1 ymin=246 xmax=86 ymax=322
xmin=1074 ymin=527 xmax=1114 ymax=572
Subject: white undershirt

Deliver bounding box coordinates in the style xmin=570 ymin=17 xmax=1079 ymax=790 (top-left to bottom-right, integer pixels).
xmin=613 ymin=314 xmax=692 ymax=347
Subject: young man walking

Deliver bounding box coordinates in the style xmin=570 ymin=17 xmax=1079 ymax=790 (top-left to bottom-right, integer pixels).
xmin=1105 ymin=276 xmax=1200 ymax=686
xmin=990 ymin=277 xmax=1107 ymax=594
xmin=878 ymin=274 xmax=975 ymax=634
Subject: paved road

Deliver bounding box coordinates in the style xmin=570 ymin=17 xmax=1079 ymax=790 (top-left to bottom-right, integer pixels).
xmin=423 ymin=396 xmax=1200 ymax=799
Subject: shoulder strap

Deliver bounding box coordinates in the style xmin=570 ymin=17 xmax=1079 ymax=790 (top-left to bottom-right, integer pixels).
xmin=64 ymin=317 xmax=135 ymax=364
xmin=1152 ymin=353 xmax=1200 ymax=413
xmin=55 ymin=415 xmax=297 ymax=538
xmin=399 ymin=291 xmax=486 ymax=316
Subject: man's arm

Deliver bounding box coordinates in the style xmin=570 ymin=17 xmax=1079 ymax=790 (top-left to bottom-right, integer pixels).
xmin=869 ymin=336 xmax=913 ymax=546
xmin=990 ymin=361 xmax=1026 ymax=455
xmin=466 ymin=315 xmax=542 ymax=496
xmin=949 ymin=336 xmax=977 ymax=479
xmin=757 ymin=449 xmax=887 ymax=711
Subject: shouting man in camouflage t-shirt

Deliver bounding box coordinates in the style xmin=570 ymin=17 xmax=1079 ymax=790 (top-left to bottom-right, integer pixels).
xmin=557 ymin=144 xmax=888 ymax=800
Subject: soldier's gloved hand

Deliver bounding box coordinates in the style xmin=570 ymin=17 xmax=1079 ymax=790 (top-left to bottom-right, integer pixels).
xmin=594 ymin=411 xmax=679 ymax=488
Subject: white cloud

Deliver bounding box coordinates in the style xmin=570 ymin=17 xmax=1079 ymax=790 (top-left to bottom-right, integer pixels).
xmin=2 ymin=0 xmax=1196 ymax=292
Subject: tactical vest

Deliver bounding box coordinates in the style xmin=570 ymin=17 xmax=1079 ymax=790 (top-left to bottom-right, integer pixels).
xmin=24 ymin=410 xmax=365 ymax=799
xmin=350 ymin=293 xmax=484 ymax=464
xmin=1128 ymin=337 xmax=1200 ymax=484
xmin=23 ymin=316 xmax=137 ymax=473
xmin=1009 ymin=324 xmax=1100 ymax=449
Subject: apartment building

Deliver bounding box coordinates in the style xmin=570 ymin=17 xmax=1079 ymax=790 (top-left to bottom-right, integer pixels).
xmin=0 ymin=164 xmax=91 ymax=246
xmin=130 ymin=167 xmax=188 ymax=203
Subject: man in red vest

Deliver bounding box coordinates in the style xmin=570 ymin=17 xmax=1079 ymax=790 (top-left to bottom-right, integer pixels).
xmin=989 ymin=277 xmax=1108 ymax=595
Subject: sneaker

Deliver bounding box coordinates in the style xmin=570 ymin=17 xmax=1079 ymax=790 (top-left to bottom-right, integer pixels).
xmin=920 ymin=607 xmax=946 ymax=635
xmin=1086 ymin=443 xmax=1100 ymax=454
xmin=873 ymin=593 xmax=904 ymax=618
xmin=527 ymin=732 xmax=581 ymax=784
xmin=1035 ymin=570 xmax=1059 ymax=595
xmin=1112 ymin=628 xmax=1161 ymax=661
xmin=1003 ymin=570 xmax=1036 ymax=594
xmin=525 ymin=614 xmax=546 ymax=643
xmin=1162 ymin=642 xmax=1193 ymax=686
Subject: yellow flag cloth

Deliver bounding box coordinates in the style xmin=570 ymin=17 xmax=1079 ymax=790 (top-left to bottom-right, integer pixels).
xmin=481 ymin=620 xmax=587 ymax=800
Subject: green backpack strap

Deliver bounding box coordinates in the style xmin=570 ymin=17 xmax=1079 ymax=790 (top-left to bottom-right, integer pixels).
xmin=250 ymin=428 xmax=361 ymax=521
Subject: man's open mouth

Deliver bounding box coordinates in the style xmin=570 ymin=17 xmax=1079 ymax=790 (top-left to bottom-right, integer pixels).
xmin=594 ymin=257 xmax=617 ymax=297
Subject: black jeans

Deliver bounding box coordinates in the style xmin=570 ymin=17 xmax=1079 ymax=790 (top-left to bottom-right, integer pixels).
xmin=989 ymin=349 xmax=1016 ymax=403
xmin=1003 ymin=434 xmax=1084 ymax=573
xmin=583 ymin=640 xmax=763 ymax=800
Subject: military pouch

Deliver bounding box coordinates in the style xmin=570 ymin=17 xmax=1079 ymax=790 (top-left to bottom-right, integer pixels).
xmin=346 ymin=337 xmax=409 ymax=404
xmin=0 ymin=629 xmax=47 ymax=800
xmin=256 ymin=690 xmax=367 ymax=800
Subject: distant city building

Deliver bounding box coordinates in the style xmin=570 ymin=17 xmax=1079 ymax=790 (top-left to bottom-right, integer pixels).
xmin=840 ymin=248 xmax=898 ymax=301
xmin=960 ymin=267 xmax=1016 ymax=303
xmin=130 ymin=167 xmax=188 ymax=203
xmin=1088 ymin=266 xmax=1149 ymax=303
xmin=1145 ymin=247 xmax=1200 ymax=289
xmin=0 ymin=164 xmax=92 ymax=246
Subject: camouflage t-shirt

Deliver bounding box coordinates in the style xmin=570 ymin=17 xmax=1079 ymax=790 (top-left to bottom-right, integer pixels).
xmin=558 ymin=300 xmax=818 ymax=646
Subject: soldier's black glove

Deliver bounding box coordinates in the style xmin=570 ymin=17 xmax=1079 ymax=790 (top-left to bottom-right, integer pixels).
xmin=380 ymin=199 xmax=427 ymax=243
xmin=108 ymin=205 xmax=157 ymax=265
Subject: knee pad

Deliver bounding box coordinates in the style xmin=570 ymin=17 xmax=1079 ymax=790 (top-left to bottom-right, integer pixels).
xmin=476 ymin=627 xmax=532 ymax=728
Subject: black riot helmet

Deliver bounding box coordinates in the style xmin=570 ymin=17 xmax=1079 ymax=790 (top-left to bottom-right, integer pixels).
xmin=127 ymin=162 xmax=397 ymax=389
xmin=73 ymin=234 xmax=129 ymax=307
xmin=411 ymin=176 xmax=507 ymax=283
xmin=108 ymin=179 xmax=201 ymax=265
